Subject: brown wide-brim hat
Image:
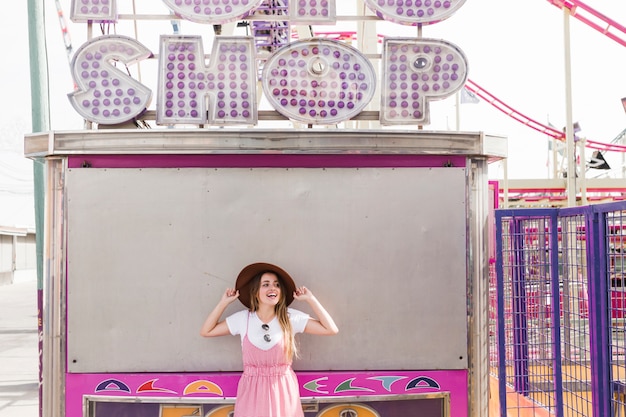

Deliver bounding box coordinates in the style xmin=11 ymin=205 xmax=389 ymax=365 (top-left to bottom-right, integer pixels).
xmin=235 ymin=262 xmax=296 ymax=308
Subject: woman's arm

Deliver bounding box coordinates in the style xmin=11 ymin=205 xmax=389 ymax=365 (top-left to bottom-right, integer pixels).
xmin=200 ymin=288 xmax=239 ymax=337
xmin=294 ymin=286 xmax=339 ymax=335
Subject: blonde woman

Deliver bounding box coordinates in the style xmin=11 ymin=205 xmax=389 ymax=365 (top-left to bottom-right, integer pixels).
xmin=200 ymin=262 xmax=338 ymax=417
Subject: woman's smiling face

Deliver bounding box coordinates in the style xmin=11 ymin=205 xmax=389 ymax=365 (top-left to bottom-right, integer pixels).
xmin=257 ymin=272 xmax=282 ymax=306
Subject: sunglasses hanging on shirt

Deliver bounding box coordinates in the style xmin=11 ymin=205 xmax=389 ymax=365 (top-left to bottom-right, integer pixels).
xmin=262 ymin=324 xmax=271 ymax=342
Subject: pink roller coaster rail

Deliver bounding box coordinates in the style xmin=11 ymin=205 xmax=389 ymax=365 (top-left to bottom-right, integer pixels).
xmin=547 ymin=0 xmax=626 ymax=49
xmin=464 ymin=80 xmax=626 ymax=153
xmin=465 ymin=0 xmax=626 ymax=153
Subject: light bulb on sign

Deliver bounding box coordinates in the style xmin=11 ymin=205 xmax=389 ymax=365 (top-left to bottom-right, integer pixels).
xmin=70 ymin=0 xmax=117 ymax=22
xmin=380 ymin=38 xmax=468 ymax=125
xmin=68 ymin=36 xmax=153 ymax=125
xmin=261 ymin=39 xmax=376 ymax=125
xmin=364 ymin=0 xmax=467 ymax=25
xmin=290 ymin=0 xmax=337 ymax=24
xmin=162 ymin=0 xmax=264 ymax=25
xmin=157 ymin=36 xmax=257 ymax=126
xmin=66 ymin=0 xmax=473 ymax=127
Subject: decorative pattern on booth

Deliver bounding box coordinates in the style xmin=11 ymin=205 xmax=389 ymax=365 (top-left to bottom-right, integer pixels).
xmin=380 ymin=38 xmax=468 ymax=125
xmin=66 ymin=368 xmax=467 ymax=415
xmin=261 ymin=39 xmax=376 ymax=125
xmin=157 ymin=36 xmax=257 ymax=125
xmin=303 ymin=375 xmax=441 ymax=394
xmin=67 ymin=35 xmax=154 ymax=125
xmin=70 ymin=372 xmax=452 ymax=398
xmin=364 ymin=0 xmax=467 ymax=25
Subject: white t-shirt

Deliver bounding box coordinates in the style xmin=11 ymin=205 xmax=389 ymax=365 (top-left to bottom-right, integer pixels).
xmin=226 ymin=308 xmax=310 ymax=351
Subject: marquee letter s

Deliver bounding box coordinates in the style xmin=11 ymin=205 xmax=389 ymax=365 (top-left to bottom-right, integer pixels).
xmin=68 ymin=35 xmax=153 ymax=125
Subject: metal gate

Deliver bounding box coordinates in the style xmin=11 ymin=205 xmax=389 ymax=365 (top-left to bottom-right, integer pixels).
xmin=492 ymin=202 xmax=626 ymax=417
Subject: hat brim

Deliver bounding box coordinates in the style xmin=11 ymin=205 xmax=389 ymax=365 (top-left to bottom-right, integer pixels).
xmin=235 ymin=262 xmax=296 ymax=308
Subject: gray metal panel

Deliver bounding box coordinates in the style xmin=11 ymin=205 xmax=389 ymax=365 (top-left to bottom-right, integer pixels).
xmin=66 ymin=166 xmax=468 ymax=373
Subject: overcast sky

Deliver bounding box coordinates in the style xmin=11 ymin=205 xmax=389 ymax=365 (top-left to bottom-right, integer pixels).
xmin=2 ymin=1 xmax=626 ymax=227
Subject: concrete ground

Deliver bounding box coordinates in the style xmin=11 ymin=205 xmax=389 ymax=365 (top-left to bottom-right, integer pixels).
xmin=0 ymin=276 xmax=39 ymax=417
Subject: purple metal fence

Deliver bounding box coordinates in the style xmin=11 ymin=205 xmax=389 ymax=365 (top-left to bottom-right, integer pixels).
xmin=493 ymin=202 xmax=626 ymax=417
xmin=601 ymin=207 xmax=626 ymax=417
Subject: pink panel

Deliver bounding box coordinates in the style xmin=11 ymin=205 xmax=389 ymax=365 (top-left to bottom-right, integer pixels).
xmin=65 ymin=370 xmax=468 ymax=417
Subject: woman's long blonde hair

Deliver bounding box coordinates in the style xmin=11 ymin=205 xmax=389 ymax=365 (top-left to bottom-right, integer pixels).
xmin=248 ymin=272 xmax=297 ymax=360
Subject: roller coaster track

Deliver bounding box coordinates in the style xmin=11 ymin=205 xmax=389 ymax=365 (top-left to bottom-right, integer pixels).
xmin=463 ymin=80 xmax=626 ymax=152
xmin=547 ymin=0 xmax=626 ymax=48
xmin=465 ymin=1 xmax=626 ymax=153
xmin=463 ymin=79 xmax=565 ymax=141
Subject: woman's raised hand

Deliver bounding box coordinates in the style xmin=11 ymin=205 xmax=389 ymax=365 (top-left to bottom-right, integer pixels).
xmin=221 ymin=288 xmax=240 ymax=304
xmin=200 ymin=288 xmax=239 ymax=337
xmin=293 ymin=286 xmax=314 ymax=301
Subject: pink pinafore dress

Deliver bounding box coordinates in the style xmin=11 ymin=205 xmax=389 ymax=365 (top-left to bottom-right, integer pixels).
xmin=234 ymin=314 xmax=304 ymax=417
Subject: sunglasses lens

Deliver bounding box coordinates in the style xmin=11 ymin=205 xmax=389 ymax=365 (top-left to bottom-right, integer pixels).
xmin=261 ymin=324 xmax=271 ymax=342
